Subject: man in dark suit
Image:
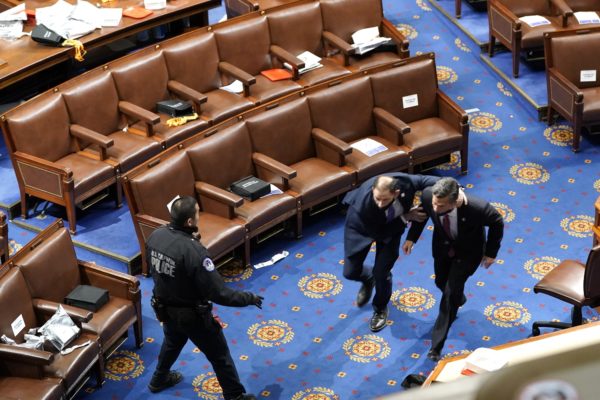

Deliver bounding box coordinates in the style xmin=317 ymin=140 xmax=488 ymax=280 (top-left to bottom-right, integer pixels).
xmin=343 ymin=173 xmax=439 ymax=332
xmin=404 ymin=177 xmax=504 ymax=361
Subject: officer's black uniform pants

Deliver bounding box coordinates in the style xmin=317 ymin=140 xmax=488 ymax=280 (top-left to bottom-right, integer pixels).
xmin=154 ymin=307 xmax=245 ymax=399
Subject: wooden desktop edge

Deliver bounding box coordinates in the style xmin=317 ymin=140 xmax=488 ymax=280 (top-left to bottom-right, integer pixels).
xmin=423 ymin=320 xmax=600 ymax=387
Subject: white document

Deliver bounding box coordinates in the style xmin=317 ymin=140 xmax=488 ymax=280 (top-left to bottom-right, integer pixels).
xmin=35 ymin=0 xmax=74 ymax=28
xmin=144 ymin=0 xmax=166 ymax=10
xmin=254 ymin=250 xmax=289 ymax=269
xmin=11 ymin=314 xmax=25 ymax=337
xmin=99 ymin=8 xmax=123 ymax=27
xmin=70 ymin=1 xmax=102 ymax=28
xmin=581 ymin=69 xmax=597 ymax=82
xmin=296 ymin=50 xmax=323 ymax=74
xmin=261 ymin=184 xmax=284 ymax=198
xmin=0 ymin=21 xmax=25 ymax=40
xmin=402 ymin=94 xmax=419 ymax=109
xmin=351 ymin=138 xmax=388 ymax=157
xmin=0 ymin=3 xmax=27 ymax=22
xmin=351 ymin=26 xmax=391 ymax=55
xmin=464 ymin=348 xmax=509 ymax=373
xmin=220 ymin=80 xmax=244 ymax=94
xmin=36 ymin=0 xmax=97 ymax=39
xmin=519 ymin=15 xmax=551 ymax=27
xmin=574 ymin=11 xmax=600 ymax=24
xmin=166 ymin=195 xmax=180 ymax=213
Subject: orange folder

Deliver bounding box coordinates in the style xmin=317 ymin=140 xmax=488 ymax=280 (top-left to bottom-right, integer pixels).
xmin=261 ymin=68 xmax=293 ymax=81
xmin=123 ymin=6 xmax=154 ymax=19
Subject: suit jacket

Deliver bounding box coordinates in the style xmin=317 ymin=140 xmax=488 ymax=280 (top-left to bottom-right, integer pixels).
xmin=343 ymin=173 xmax=440 ymax=257
xmin=406 ymin=187 xmax=504 ymax=262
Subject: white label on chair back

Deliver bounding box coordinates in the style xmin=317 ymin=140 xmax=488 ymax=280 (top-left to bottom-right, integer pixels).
xmin=403 ymin=94 xmax=419 ymax=109
xmin=581 ymin=70 xmax=597 ymax=82
xmin=11 ymin=314 xmax=25 ymax=337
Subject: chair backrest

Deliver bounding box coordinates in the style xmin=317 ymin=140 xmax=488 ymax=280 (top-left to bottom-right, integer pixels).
xmin=0 ymin=268 xmax=37 ymax=343
xmin=546 ymin=29 xmax=600 ymax=89
xmin=128 ymin=151 xmax=197 ymax=221
xmin=370 ymin=56 xmax=439 ymax=123
xmin=163 ymin=31 xmax=223 ymax=93
xmin=320 ymin=0 xmax=383 ymax=43
xmin=61 ymin=68 xmax=123 ymax=135
xmin=497 ymin=0 xmax=553 ymax=16
xmin=584 ymin=246 xmax=600 ymax=300
xmin=3 ymin=92 xmax=74 ymax=162
xmin=187 ymin=123 xmax=255 ymax=189
xmin=246 ymin=97 xmax=315 ymax=165
xmin=267 ymin=0 xmax=325 ymax=56
xmin=214 ymin=15 xmax=273 ymax=76
xmin=307 ymin=76 xmax=375 ymax=143
xmin=111 ymin=48 xmax=171 ymax=112
xmin=10 ymin=222 xmax=80 ymax=304
xmin=565 ymin=0 xmax=597 ymax=11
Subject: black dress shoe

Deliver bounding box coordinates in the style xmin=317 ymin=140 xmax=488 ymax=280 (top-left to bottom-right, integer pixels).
xmin=356 ymin=277 xmax=375 ymax=307
xmin=427 ymin=349 xmax=441 ymax=362
xmin=369 ymin=308 xmax=388 ymax=332
xmin=148 ymin=371 xmax=183 ymax=393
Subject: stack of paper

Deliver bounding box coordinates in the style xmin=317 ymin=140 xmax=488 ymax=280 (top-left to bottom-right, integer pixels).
xmin=351 ymin=26 xmax=391 ymax=55
xmin=0 ymin=3 xmax=27 ymax=40
xmin=296 ymin=51 xmax=323 ymax=74
xmin=574 ymin=11 xmax=600 ymax=25
xmin=351 ymin=138 xmax=388 ymax=157
xmin=518 ymin=15 xmax=551 ymax=27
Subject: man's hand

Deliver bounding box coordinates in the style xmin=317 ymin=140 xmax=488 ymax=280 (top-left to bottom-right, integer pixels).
xmin=404 ymin=207 xmax=427 ymax=222
xmin=402 ymin=240 xmax=414 ymax=255
xmin=480 ymin=256 xmax=495 ymax=269
xmin=249 ymin=293 xmax=264 ymax=309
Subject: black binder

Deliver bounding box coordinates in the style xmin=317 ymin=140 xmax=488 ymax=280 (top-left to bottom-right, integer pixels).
xmin=230 ymin=176 xmax=271 ymax=201
xmin=65 ymin=285 xmax=109 ymax=312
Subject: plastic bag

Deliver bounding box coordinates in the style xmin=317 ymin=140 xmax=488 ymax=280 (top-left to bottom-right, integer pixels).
xmin=39 ymin=305 xmax=80 ymax=351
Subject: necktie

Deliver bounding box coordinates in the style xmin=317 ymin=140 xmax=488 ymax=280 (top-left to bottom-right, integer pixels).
xmin=386 ymin=205 xmax=395 ymax=223
xmin=442 ymin=214 xmax=455 ymax=257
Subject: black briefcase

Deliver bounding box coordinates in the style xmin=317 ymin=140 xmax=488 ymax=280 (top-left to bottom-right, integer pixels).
xmin=156 ymin=99 xmax=193 ymax=117
xmin=230 ymin=176 xmax=271 ymax=201
xmin=64 ymin=285 xmax=109 ymax=312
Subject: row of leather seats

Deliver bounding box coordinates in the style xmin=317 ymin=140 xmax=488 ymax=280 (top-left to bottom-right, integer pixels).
xmin=0 ymin=220 xmax=143 ymax=399
xmin=121 ymin=54 xmax=469 ymax=275
xmin=489 ymin=0 xmax=600 ymax=77
xmin=0 ymin=0 xmax=407 ymax=235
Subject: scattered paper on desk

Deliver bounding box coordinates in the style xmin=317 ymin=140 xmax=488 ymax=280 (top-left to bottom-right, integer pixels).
xmin=99 ymin=8 xmax=123 ymax=27
xmin=70 ymin=1 xmax=103 ymax=28
xmin=254 ymin=250 xmax=289 ymax=269
xmin=581 ymin=69 xmax=597 ymax=82
xmin=36 ymin=0 xmax=97 ymax=39
xmin=519 ymin=15 xmax=551 ymax=27
xmin=351 ymin=138 xmax=388 ymax=157
xmin=0 ymin=3 xmax=27 ymax=21
xmin=0 ymin=3 xmax=26 ymax=40
xmin=575 ymin=11 xmax=600 ymax=24
xmin=220 ymin=80 xmax=244 ymax=94
xmin=144 ymin=0 xmax=166 ymax=11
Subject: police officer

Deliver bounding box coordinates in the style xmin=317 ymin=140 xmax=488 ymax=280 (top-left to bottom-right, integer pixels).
xmin=147 ymin=196 xmax=262 ymax=399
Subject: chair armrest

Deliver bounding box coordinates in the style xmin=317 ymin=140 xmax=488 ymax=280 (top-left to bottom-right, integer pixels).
xmin=311 ymin=128 xmax=352 ymax=155
xmin=381 ymin=19 xmax=409 ymax=57
xmin=323 ymin=31 xmax=355 ymax=65
xmin=167 ymin=80 xmax=208 ymax=112
xmin=136 ymin=213 xmax=167 ymax=228
xmin=373 ymin=107 xmax=410 ymax=146
xmin=119 ymin=101 xmax=160 ymax=137
xmin=218 ymin=61 xmax=256 ymax=97
xmin=270 ymin=45 xmax=305 ymax=79
xmin=195 ymin=181 xmax=243 ymax=220
xmin=79 ymin=260 xmax=140 ymax=301
xmin=0 ymin=343 xmax=53 ymax=365
xmin=32 ymin=299 xmax=93 ymax=324
xmin=549 ymin=0 xmax=573 ymax=26
xmin=70 ymin=124 xmax=113 ymax=160
xmin=437 ymin=90 xmax=469 ymax=132
xmin=252 ymin=152 xmax=297 ymax=180
xmin=548 ymin=67 xmax=584 ymax=104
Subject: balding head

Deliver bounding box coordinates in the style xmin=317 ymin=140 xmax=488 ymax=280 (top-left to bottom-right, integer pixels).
xmin=371 ymin=176 xmax=400 ymax=208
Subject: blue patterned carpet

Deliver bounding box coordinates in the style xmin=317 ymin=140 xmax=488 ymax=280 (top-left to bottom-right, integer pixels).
xmin=1 ymin=1 xmax=599 ymax=399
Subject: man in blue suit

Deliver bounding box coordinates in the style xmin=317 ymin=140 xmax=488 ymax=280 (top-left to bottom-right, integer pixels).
xmin=404 ymin=177 xmax=504 ymax=361
xmin=343 ymin=173 xmax=439 ymax=332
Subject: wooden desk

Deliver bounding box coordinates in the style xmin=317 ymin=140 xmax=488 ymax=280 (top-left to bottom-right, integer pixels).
xmin=424 ymin=321 xmax=600 ymax=386
xmin=0 ymin=0 xmax=221 ymax=90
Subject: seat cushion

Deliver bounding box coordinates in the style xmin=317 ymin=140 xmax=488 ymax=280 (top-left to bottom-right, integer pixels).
xmin=296 ymin=58 xmax=352 ymax=87
xmin=43 ymin=333 xmax=100 ymax=389
xmin=249 ymin=75 xmax=302 ymax=104
xmin=534 ymin=260 xmax=586 ymax=305
xmin=235 ymin=194 xmax=297 ymax=232
xmin=582 ymin=86 xmax=600 ymax=123
xmin=0 ymin=377 xmax=64 ymax=400
xmin=82 ymin=296 xmax=136 ymax=349
xmin=203 ymin=89 xmax=254 ymax=123
xmin=197 ymin=212 xmax=246 ymax=258
xmin=101 ymin=131 xmax=162 ymax=173
xmin=288 ymin=158 xmax=354 ymax=207
xmin=346 ymin=136 xmax=410 ymax=182
xmin=521 ymin=16 xmax=564 ymax=49
xmin=54 ymin=154 xmax=115 ymax=199
xmin=402 ymin=117 xmax=464 ymax=159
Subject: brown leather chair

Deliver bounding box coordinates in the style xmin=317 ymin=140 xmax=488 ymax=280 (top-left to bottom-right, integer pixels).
xmin=0 ymin=91 xmax=119 ymax=234
xmin=0 ymin=211 xmax=8 ymax=263
xmin=307 ymin=76 xmax=411 ymax=182
xmin=565 ymin=0 xmax=600 ymax=27
xmin=123 ymin=149 xmax=247 ymax=275
xmin=369 ymin=54 xmax=469 ymax=174
xmin=488 ymin=0 xmax=572 ymax=77
xmin=60 ymin=68 xmax=163 ymax=174
xmin=0 ymin=267 xmax=104 ymax=398
xmin=532 ymin=246 xmax=600 ymax=336
xmin=320 ymin=0 xmax=409 ymax=71
xmin=0 ymin=376 xmax=65 ymax=400
xmin=213 ymin=15 xmax=303 ymax=104
xmin=7 ymin=219 xmax=143 ymax=357
xmin=266 ymin=0 xmax=352 ymax=86
xmin=594 ymin=196 xmax=600 ymax=246
xmin=187 ymin=122 xmax=300 ymax=242
xmin=109 ymin=46 xmax=210 ymax=148
xmin=245 ymin=97 xmax=355 ymax=211
xmin=162 ymin=30 xmax=255 ymax=124
xmin=544 ymin=27 xmax=600 ymax=151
